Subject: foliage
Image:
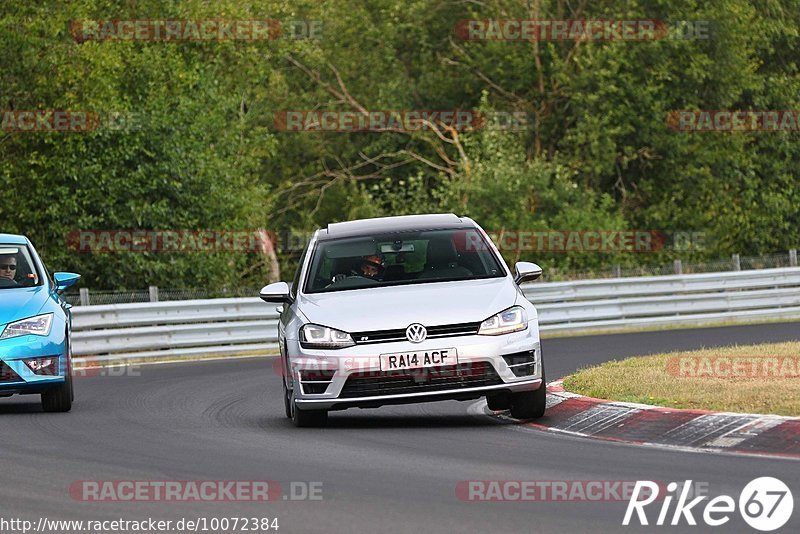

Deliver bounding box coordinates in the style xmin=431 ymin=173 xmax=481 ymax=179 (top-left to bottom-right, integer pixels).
xmin=1 ymin=0 xmax=798 ymax=288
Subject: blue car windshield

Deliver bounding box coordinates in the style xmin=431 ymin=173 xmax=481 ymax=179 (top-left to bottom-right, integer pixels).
xmin=0 ymin=244 xmax=41 ymax=289
xmin=304 ymin=228 xmax=506 ymax=293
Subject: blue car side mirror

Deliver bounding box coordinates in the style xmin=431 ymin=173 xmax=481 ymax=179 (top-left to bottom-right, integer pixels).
xmin=53 ymin=272 xmax=81 ymax=293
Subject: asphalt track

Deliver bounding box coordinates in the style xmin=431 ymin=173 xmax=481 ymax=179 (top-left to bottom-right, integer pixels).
xmin=1 ymin=322 xmax=800 ymax=534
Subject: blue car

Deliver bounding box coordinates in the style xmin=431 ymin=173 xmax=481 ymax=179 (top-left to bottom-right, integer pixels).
xmin=0 ymin=234 xmax=80 ymax=412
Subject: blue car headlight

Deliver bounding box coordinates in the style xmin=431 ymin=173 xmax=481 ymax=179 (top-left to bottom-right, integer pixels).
xmin=0 ymin=313 xmax=54 ymax=339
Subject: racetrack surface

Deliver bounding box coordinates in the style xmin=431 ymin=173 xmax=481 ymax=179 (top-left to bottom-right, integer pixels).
xmin=1 ymin=322 xmax=799 ymax=533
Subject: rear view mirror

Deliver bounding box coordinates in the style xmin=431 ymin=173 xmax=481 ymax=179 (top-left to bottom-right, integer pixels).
xmin=514 ymin=262 xmax=542 ymax=284
xmin=380 ymin=242 xmax=415 ymax=253
xmin=53 ymin=272 xmax=81 ymax=294
xmin=260 ymin=281 xmax=293 ymax=304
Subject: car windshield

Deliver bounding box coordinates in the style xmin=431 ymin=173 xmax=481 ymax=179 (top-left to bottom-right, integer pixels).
xmin=304 ymin=228 xmax=505 ymax=293
xmin=0 ymin=244 xmax=41 ymax=289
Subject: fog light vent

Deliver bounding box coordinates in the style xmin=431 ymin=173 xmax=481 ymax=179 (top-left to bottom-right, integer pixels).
xmin=502 ymin=350 xmax=536 ymax=377
xmin=0 ymin=362 xmax=22 ymax=382
xmin=299 ymin=369 xmax=335 ymax=395
xmin=24 ymin=357 xmax=59 ymax=376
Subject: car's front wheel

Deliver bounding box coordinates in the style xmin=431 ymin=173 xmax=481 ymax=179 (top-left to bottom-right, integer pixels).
xmin=509 ymin=372 xmax=546 ymax=420
xmin=293 ymin=406 xmax=328 ymax=428
xmin=486 ymin=392 xmax=512 ymax=411
xmin=42 ymin=372 xmax=73 ymax=413
xmin=282 ymin=379 xmax=292 ymax=419
xmin=288 ymin=385 xmax=328 ymax=427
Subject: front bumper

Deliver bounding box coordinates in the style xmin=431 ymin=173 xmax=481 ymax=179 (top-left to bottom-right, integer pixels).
xmin=288 ymin=321 xmax=543 ymax=411
xmin=296 ymin=378 xmax=542 ymax=411
xmin=0 ymin=333 xmax=67 ymax=395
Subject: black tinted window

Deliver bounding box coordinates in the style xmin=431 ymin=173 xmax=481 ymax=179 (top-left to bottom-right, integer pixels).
xmin=304 ymin=228 xmax=505 ymax=293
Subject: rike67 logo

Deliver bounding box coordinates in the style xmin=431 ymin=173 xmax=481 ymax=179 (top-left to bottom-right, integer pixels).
xmin=624 ymin=478 xmax=794 ymax=531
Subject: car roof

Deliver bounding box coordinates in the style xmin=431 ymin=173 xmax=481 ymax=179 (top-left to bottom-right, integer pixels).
xmin=0 ymin=233 xmax=28 ymax=245
xmin=320 ymin=213 xmax=472 ymax=240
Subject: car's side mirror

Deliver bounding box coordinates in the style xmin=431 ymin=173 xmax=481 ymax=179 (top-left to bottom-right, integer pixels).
xmin=514 ymin=262 xmax=542 ymax=284
xmin=259 ymin=281 xmax=293 ymax=304
xmin=53 ymin=272 xmax=81 ymax=294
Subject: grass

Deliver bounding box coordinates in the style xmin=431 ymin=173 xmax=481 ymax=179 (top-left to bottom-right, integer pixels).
xmin=562 ymin=342 xmax=800 ymax=416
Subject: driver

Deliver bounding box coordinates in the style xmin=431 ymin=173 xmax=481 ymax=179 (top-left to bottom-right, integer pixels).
xmin=357 ymin=254 xmax=385 ymax=279
xmin=332 ymin=253 xmax=385 ymax=284
xmin=0 ymin=253 xmax=17 ymax=284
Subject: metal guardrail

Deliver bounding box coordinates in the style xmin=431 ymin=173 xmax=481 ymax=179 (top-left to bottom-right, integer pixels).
xmin=71 ymin=267 xmax=800 ymax=362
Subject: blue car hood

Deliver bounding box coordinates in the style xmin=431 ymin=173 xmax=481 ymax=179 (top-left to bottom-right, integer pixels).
xmin=0 ymin=287 xmax=50 ymax=325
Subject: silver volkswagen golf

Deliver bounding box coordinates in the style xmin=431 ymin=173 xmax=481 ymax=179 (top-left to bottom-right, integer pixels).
xmin=260 ymin=214 xmax=546 ymax=427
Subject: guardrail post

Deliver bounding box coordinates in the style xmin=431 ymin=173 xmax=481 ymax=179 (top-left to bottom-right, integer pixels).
xmin=673 ymin=259 xmax=683 ymax=275
xmin=149 ymin=286 xmax=159 ymax=302
xmin=732 ymin=254 xmax=741 ymax=271
xmin=79 ymin=288 xmax=90 ymax=306
xmin=791 ymin=249 xmax=798 ymax=267
xmin=612 ymin=264 xmax=621 ymax=278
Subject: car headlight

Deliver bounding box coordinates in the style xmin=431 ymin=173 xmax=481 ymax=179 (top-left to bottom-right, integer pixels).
xmin=299 ymin=324 xmax=355 ymax=349
xmin=478 ymin=306 xmax=527 ymax=336
xmin=0 ymin=313 xmax=54 ymax=339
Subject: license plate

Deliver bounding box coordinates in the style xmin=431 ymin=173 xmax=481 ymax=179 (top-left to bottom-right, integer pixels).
xmin=379 ymin=348 xmax=457 ymax=371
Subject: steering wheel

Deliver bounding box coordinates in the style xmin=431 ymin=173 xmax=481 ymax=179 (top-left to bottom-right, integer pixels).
xmin=324 ymin=274 xmax=379 ymax=289
xmin=0 ymin=278 xmax=17 ymax=287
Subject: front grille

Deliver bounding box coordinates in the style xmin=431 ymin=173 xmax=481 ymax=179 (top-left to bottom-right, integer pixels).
xmin=0 ymin=362 xmax=21 ymax=383
xmin=351 ymin=321 xmax=481 ymax=345
xmin=302 ymin=383 xmax=330 ymax=394
xmin=339 ymin=361 xmax=503 ymax=398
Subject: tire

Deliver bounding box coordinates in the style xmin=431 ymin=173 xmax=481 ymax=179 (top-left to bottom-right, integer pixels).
xmin=282 ymin=379 xmax=292 ymax=419
xmin=509 ymin=372 xmax=546 ymax=420
xmin=486 ymin=392 xmax=512 ymax=411
xmin=292 ymin=406 xmax=328 ymax=428
xmin=280 ymin=348 xmax=292 ymax=418
xmin=288 ymin=385 xmax=328 ymax=427
xmin=68 ymin=338 xmax=75 ymax=402
xmin=42 ymin=339 xmax=74 ymax=413
xmin=42 ymin=370 xmax=73 ymax=413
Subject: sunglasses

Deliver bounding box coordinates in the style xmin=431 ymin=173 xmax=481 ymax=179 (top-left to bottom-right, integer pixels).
xmin=0 ymin=264 xmax=16 ymax=270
